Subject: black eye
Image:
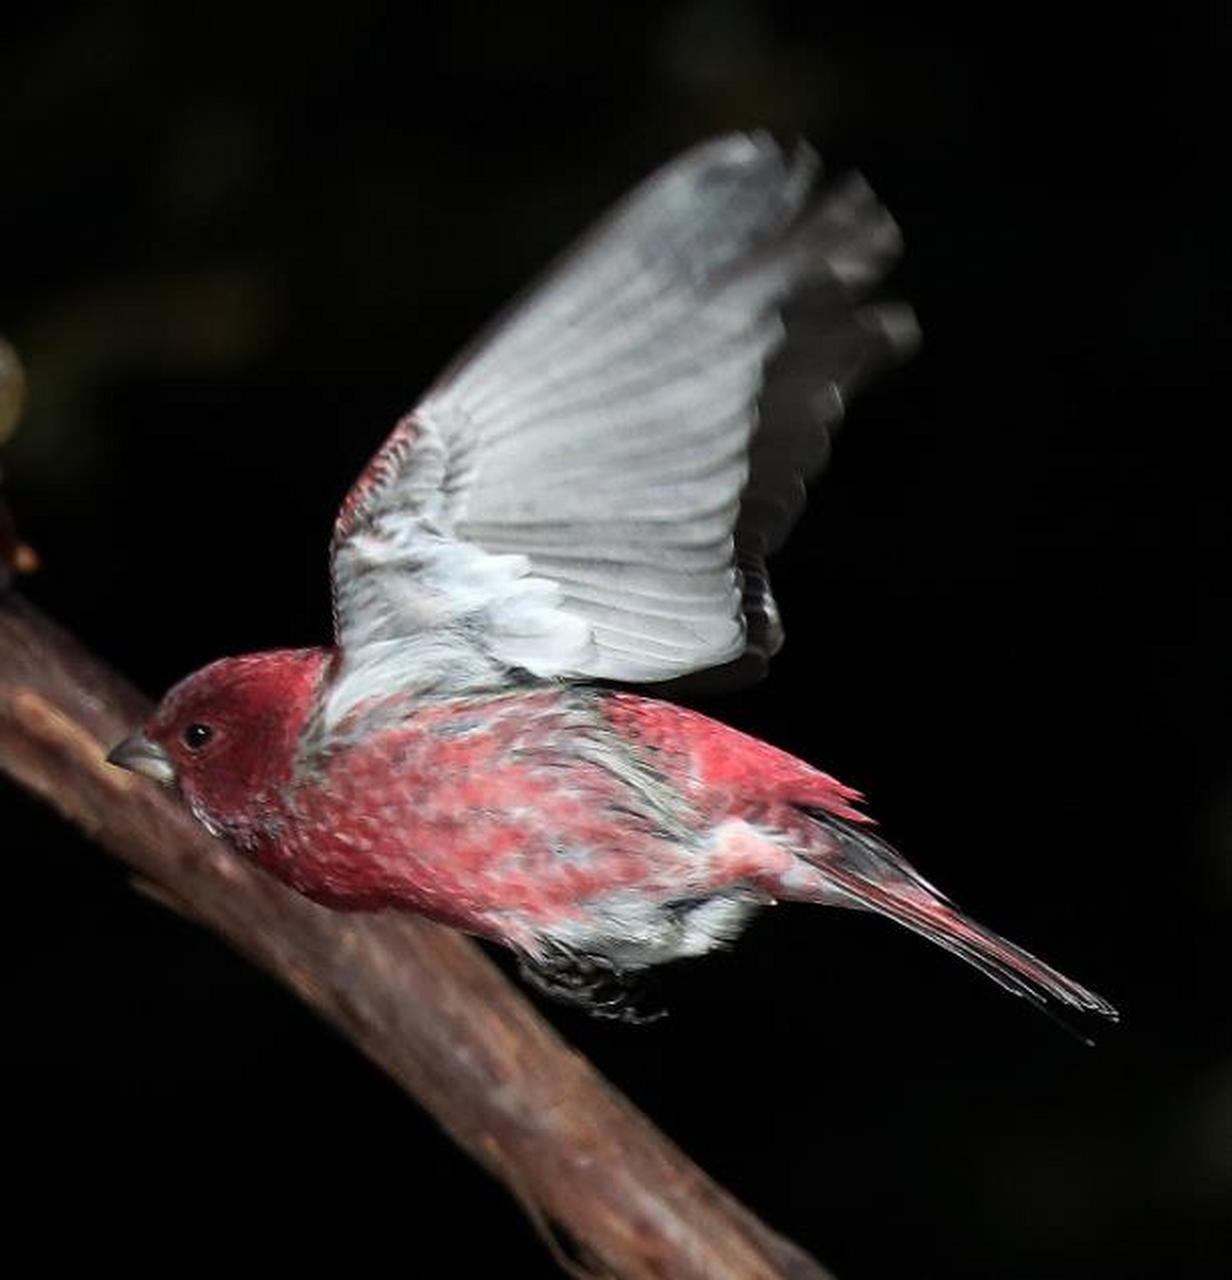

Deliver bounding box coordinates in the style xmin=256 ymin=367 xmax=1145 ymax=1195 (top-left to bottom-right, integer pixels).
xmin=182 ymin=723 xmax=214 ymax=750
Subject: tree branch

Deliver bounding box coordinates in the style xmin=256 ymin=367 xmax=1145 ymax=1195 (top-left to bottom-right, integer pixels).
xmin=0 ymin=591 xmax=834 ymax=1280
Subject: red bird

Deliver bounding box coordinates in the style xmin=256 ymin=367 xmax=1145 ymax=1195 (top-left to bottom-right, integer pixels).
xmin=108 ymin=135 xmax=1115 ymax=1023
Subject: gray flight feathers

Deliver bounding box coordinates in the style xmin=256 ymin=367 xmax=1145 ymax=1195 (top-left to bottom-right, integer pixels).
xmin=326 ymin=133 xmax=918 ymax=723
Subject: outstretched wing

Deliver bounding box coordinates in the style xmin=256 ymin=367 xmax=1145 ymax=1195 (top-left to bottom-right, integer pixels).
xmin=327 ymin=133 xmax=916 ymax=722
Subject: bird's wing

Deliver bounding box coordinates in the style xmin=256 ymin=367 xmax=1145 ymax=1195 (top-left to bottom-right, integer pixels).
xmin=326 ymin=133 xmax=915 ymax=723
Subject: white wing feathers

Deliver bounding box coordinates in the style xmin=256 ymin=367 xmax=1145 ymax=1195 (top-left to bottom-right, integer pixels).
xmin=327 ymin=133 xmax=916 ymax=721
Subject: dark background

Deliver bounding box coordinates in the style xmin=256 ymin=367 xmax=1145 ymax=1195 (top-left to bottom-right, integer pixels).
xmin=1 ymin=3 xmax=1221 ymax=1277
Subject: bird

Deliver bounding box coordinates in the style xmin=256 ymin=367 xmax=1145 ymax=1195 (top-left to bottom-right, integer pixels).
xmin=107 ymin=134 xmax=1116 ymax=1025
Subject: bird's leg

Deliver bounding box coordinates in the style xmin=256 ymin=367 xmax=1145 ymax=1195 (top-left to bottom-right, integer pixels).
xmin=517 ymin=948 xmax=666 ymax=1025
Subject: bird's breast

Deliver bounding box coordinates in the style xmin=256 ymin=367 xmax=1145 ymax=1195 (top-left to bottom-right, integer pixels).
xmin=259 ymin=689 xmax=700 ymax=927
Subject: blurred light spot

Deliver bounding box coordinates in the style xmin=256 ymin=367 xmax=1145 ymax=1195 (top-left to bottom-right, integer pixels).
xmin=0 ymin=337 xmax=27 ymax=443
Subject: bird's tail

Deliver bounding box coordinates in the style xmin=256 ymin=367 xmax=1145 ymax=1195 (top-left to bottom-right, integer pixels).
xmin=793 ymin=812 xmax=1118 ymax=1024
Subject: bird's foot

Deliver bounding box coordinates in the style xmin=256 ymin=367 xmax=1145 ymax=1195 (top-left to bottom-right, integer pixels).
xmin=517 ymin=949 xmax=666 ymax=1025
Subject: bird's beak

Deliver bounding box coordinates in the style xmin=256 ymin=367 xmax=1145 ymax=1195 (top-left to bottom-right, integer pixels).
xmin=106 ymin=731 xmax=177 ymax=787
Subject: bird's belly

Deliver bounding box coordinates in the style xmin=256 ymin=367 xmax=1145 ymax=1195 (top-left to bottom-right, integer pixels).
xmin=260 ymin=790 xmax=792 ymax=956
xmin=266 ymin=807 xmax=690 ymax=934
xmin=264 ymin=699 xmax=797 ymax=944
xmin=522 ymin=886 xmax=771 ymax=970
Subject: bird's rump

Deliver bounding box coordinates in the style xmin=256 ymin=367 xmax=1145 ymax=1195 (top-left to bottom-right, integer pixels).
xmin=598 ymin=692 xmax=1118 ymax=1021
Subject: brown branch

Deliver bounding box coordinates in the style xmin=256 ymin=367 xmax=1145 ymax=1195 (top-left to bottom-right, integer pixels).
xmin=0 ymin=591 xmax=834 ymax=1280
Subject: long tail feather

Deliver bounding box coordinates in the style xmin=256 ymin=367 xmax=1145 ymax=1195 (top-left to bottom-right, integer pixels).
xmin=799 ymin=814 xmax=1118 ymax=1022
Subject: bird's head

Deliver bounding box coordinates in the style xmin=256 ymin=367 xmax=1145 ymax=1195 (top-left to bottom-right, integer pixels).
xmin=107 ymin=648 xmax=330 ymax=841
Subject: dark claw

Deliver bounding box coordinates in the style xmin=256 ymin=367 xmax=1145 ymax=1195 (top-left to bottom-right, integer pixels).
xmin=518 ymin=949 xmax=667 ymax=1024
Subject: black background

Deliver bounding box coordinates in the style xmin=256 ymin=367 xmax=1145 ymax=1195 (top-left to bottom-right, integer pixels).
xmin=1 ymin=4 xmax=1221 ymax=1277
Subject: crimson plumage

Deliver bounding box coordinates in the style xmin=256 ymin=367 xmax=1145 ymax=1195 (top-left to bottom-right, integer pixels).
xmin=109 ymin=135 xmax=1115 ymax=1024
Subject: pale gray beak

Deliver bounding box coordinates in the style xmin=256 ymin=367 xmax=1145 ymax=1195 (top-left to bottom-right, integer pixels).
xmin=106 ymin=731 xmax=178 ymax=787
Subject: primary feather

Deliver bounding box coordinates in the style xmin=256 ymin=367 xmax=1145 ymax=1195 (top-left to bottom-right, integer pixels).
xmin=326 ymin=134 xmax=917 ymax=726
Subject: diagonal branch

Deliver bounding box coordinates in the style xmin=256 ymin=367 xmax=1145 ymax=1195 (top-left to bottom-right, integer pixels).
xmin=0 ymin=591 xmax=834 ymax=1280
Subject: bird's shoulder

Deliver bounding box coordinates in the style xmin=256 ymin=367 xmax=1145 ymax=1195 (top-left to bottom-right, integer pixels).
xmin=298 ymin=682 xmax=605 ymax=774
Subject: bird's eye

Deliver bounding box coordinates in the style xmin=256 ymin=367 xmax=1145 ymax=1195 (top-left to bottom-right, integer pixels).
xmin=182 ymin=723 xmax=214 ymax=750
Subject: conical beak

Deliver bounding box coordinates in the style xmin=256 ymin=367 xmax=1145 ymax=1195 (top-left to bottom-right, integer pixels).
xmin=106 ymin=731 xmax=177 ymax=786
